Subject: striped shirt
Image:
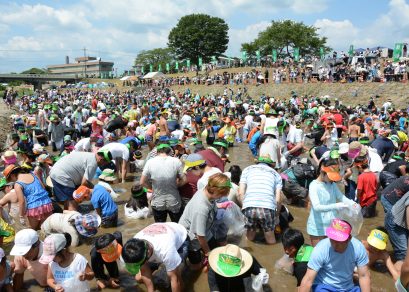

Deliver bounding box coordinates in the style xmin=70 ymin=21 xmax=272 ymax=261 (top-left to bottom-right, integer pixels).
xmin=240 ymin=164 xmax=282 ymax=210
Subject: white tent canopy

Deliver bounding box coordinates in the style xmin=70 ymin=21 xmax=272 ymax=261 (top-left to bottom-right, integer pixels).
xmin=143 ymin=72 xmax=166 ymax=79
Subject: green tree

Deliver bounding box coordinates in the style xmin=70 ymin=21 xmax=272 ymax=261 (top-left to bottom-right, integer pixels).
xmin=168 ymin=14 xmax=229 ymax=67
xmin=240 ymin=42 xmax=258 ymax=60
xmin=242 ymin=20 xmax=331 ymax=59
xmin=21 ymin=67 xmax=46 ymax=74
xmin=134 ymin=48 xmax=174 ymax=72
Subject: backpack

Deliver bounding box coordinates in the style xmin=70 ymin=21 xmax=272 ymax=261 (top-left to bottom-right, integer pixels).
xmin=292 ymin=160 xmax=316 ymax=186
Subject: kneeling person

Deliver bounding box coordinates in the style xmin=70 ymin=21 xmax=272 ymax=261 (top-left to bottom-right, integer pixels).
xmin=73 ymin=185 xmax=118 ymax=227
xmin=121 ymin=222 xmax=201 ymax=292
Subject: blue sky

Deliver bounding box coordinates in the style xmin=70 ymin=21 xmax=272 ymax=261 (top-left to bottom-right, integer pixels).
xmin=0 ymin=0 xmax=407 ymax=73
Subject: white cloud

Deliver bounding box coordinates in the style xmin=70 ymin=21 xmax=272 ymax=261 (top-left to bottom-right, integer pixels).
xmin=228 ymin=21 xmax=270 ymax=55
xmin=314 ymin=19 xmax=359 ymax=50
xmin=1 ymin=4 xmax=91 ymax=31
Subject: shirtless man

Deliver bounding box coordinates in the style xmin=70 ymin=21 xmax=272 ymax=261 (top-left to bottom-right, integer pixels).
xmin=159 ymin=112 xmax=170 ymax=140
xmin=348 ymin=117 xmax=361 ymax=143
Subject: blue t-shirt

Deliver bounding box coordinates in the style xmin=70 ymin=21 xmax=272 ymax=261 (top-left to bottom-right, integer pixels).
xmin=399 ymin=117 xmax=406 ymax=130
xmin=91 ymin=185 xmax=118 ymax=217
xmin=308 ymin=237 xmax=368 ymax=290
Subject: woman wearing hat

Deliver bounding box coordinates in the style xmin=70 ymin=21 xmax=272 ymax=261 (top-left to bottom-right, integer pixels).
xmin=3 ymin=165 xmax=53 ymax=230
xmin=307 ymin=158 xmax=355 ymax=247
xmin=179 ymin=173 xmax=232 ymax=267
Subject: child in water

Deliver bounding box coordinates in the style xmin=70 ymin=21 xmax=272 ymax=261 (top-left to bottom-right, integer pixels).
xmin=124 ymin=183 xmax=150 ymax=219
xmin=42 ymin=233 xmax=94 ymax=292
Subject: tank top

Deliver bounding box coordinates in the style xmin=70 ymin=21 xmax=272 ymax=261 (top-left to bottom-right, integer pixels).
xmin=15 ymin=173 xmax=51 ymax=210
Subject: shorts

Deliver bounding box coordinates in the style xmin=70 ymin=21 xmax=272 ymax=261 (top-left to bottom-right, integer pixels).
xmin=361 ymin=201 xmax=377 ymax=218
xmin=51 ymin=178 xmax=76 ymax=202
xmin=180 ymin=238 xmax=202 ymax=265
xmin=243 ymin=207 xmax=276 ymax=232
xmin=26 ymin=203 xmax=53 ymax=221
xmin=101 ymin=211 xmax=118 ymax=228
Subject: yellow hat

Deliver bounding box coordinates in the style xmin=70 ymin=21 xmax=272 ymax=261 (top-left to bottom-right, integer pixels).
xmin=367 ymin=229 xmax=388 ymax=250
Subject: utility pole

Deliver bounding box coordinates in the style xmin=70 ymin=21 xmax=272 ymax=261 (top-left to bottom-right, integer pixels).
xmin=83 ymin=47 xmax=87 ymax=78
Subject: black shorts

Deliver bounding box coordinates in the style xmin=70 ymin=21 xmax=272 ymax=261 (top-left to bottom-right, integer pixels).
xmin=186 ymin=238 xmax=202 ymax=265
xmin=361 ymin=201 xmax=377 ymax=218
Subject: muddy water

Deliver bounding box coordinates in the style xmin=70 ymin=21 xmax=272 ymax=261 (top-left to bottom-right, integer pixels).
xmin=24 ymin=143 xmax=395 ymax=291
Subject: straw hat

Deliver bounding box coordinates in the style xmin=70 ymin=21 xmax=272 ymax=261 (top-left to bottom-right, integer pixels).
xmin=209 ymin=244 xmax=253 ymax=277
xmin=2 ymin=165 xmax=21 ymax=180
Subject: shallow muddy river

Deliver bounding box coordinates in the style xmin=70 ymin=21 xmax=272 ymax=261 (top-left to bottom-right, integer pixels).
xmin=23 ymin=142 xmax=395 ymax=291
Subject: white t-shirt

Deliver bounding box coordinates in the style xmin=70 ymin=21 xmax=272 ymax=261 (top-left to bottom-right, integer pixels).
xmin=134 ymin=222 xmax=187 ymax=272
xmin=124 ymin=205 xmax=150 ymax=219
xmin=244 ymin=115 xmax=253 ymax=129
xmin=181 ymin=115 xmax=192 ymax=129
xmin=287 ymin=125 xmax=303 ymax=144
xmin=197 ymin=167 xmax=222 ymax=190
xmin=259 ymin=137 xmax=281 ymax=163
xmin=263 ymin=117 xmax=279 ymax=137
xmin=100 ymin=142 xmax=129 ymax=161
xmin=49 ymin=253 xmax=89 ymax=291
xmin=171 ymin=130 xmax=184 ymax=140
xmin=368 ymin=147 xmax=384 ymax=172
xmin=74 ymin=138 xmax=91 ymax=152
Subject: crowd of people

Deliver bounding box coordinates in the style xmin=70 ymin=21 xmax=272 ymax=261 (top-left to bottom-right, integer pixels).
xmin=0 ymin=84 xmax=408 ymax=291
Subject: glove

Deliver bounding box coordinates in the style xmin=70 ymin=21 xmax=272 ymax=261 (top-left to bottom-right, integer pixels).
xmin=283 ymin=151 xmax=290 ymax=157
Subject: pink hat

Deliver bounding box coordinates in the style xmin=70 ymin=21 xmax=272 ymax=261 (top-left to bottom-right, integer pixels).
xmin=39 ymin=234 xmax=67 ymax=264
xmin=326 ymin=218 xmax=351 ymax=242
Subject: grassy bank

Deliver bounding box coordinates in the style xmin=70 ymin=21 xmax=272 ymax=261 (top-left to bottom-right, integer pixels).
xmin=169 ymin=81 xmax=409 ymax=108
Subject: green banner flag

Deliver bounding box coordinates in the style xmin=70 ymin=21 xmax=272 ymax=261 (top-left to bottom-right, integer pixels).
xmin=149 ymin=64 xmax=153 ymax=72
xmin=175 ymin=61 xmax=179 ymax=70
xmin=320 ymin=47 xmax=325 ymax=60
xmin=256 ymin=50 xmax=261 ymax=61
xmin=141 ymin=66 xmax=144 ymax=74
xmin=166 ymin=63 xmax=170 ymax=72
xmin=348 ymin=45 xmax=354 ymax=57
xmin=198 ymin=57 xmax=203 ymax=67
xmin=186 ymin=59 xmax=190 ymax=68
xmin=158 ymin=64 xmax=162 ymax=72
xmin=241 ymin=51 xmax=247 ymax=62
xmin=294 ymin=48 xmax=300 ymax=62
xmin=393 ymin=43 xmax=403 ymax=62
xmin=272 ymin=49 xmax=277 ymax=62
xmin=212 ymin=56 xmax=217 ymax=64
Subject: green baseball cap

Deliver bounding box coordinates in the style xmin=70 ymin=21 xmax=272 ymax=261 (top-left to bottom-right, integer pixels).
xmin=213 ymin=140 xmax=228 ymax=149
xmin=257 ymin=156 xmax=274 ymax=165
xmin=156 ymin=144 xmax=171 ymax=150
